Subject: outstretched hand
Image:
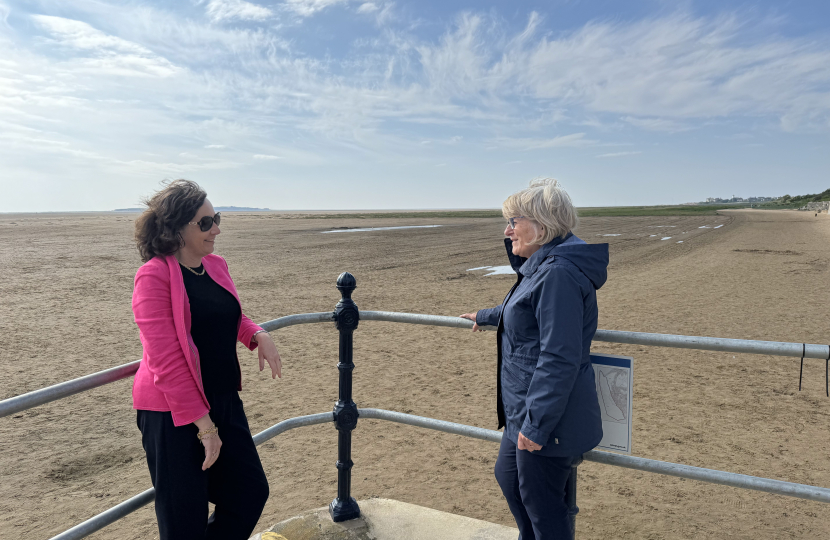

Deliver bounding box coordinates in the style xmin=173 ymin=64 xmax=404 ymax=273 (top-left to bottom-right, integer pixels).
xmin=255 ymin=332 xmax=282 ymax=379
xmin=459 ymin=312 xmax=483 ymax=332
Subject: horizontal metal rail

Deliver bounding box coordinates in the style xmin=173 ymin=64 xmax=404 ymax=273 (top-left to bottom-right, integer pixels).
xmin=361 ymin=409 xmax=830 ymax=503
xmin=5 ymin=310 xmax=829 ymax=419
xmin=359 ymin=312 xmax=830 ymax=359
xmin=259 ymin=311 xmax=333 ymax=332
xmin=0 ymin=360 xmax=141 ymax=419
xmin=0 ymin=313 xmax=337 ymax=419
xmin=48 ymin=412 xmax=334 ymax=540
xmin=51 ymin=409 xmax=830 ymax=539
xmin=361 ymin=310 xmax=482 ymax=331
xmin=593 ymin=329 xmax=830 ymax=359
xmin=585 ymin=450 xmax=830 ymax=504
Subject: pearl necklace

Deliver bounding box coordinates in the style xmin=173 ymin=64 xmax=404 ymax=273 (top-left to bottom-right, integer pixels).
xmin=181 ymin=263 xmax=205 ymax=276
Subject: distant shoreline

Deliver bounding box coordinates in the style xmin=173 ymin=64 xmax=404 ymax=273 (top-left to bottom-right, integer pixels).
xmin=0 ymin=203 xmax=788 ymax=218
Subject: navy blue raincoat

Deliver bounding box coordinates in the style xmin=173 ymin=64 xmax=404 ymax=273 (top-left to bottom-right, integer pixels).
xmin=476 ymin=234 xmax=609 ymax=457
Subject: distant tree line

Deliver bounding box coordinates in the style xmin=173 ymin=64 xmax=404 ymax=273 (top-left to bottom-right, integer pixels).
xmin=772 ymin=188 xmax=830 ymax=207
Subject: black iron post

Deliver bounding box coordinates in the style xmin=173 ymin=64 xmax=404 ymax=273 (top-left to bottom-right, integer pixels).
xmin=565 ymin=457 xmax=583 ymax=539
xmin=329 ymin=272 xmax=361 ymax=522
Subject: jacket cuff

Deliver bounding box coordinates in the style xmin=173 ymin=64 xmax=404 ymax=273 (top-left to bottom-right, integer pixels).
xmin=475 ymin=307 xmax=500 ymax=327
xmin=171 ymin=405 xmax=211 ymax=427
xmin=520 ymin=420 xmax=550 ymax=448
xmin=240 ymin=326 xmax=263 ymax=351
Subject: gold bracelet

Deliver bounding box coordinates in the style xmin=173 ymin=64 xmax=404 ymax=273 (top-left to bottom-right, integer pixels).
xmin=197 ymin=424 xmax=218 ymax=441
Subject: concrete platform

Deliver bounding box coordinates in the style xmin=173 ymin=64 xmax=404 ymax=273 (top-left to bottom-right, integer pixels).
xmin=250 ymin=498 xmax=518 ymax=540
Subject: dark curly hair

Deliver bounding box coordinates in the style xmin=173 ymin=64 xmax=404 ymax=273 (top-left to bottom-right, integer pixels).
xmin=135 ymin=179 xmax=207 ymax=263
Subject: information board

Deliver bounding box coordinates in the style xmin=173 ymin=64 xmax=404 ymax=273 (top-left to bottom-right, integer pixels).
xmin=590 ymin=353 xmax=633 ymax=454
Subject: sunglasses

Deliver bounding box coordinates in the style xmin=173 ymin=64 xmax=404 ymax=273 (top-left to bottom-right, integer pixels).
xmin=188 ymin=212 xmax=221 ymax=232
xmin=507 ymin=216 xmax=525 ymax=229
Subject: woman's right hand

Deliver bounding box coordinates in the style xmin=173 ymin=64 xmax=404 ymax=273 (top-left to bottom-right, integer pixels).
xmin=194 ymin=414 xmax=222 ymax=470
xmin=200 ymin=433 xmax=222 ymax=470
xmin=459 ymin=312 xmax=482 ymax=332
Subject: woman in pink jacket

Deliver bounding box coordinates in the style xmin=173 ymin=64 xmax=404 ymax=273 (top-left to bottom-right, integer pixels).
xmin=132 ymin=179 xmax=282 ymax=540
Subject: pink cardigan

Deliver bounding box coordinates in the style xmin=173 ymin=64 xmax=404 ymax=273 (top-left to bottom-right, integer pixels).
xmin=132 ymin=254 xmax=263 ymax=426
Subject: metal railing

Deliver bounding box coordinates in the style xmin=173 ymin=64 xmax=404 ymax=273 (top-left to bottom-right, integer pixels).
xmin=47 ymin=407 xmax=830 ymax=540
xmin=1 ymin=272 xmax=829 ymax=539
xmin=3 ymin=313 xmax=828 ymax=420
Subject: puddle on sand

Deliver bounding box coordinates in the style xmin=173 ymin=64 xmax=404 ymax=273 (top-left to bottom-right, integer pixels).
xmin=661 ymin=237 xmax=672 ymax=241
xmin=677 ymin=241 xmax=684 ymax=243
xmin=714 ymin=224 xmax=724 ymax=229
xmin=467 ymin=265 xmax=516 ymax=276
xmin=699 ymin=226 xmax=711 ymax=228
xmin=601 ymin=234 xmax=621 ymax=236
xmin=322 ymin=225 xmax=442 ymax=234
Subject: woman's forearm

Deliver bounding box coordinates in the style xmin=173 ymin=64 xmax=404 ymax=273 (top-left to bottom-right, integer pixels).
xmin=194 ymin=413 xmax=214 ymax=431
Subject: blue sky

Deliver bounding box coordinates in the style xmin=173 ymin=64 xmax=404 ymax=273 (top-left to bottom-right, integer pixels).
xmin=1 ymin=0 xmax=829 ymax=211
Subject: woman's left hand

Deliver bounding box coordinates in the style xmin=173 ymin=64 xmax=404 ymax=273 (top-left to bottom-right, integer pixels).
xmin=255 ymin=332 xmax=282 ymax=379
xmin=518 ymin=432 xmax=542 ymax=452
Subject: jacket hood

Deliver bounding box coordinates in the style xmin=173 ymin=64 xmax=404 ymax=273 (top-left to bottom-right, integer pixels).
xmin=503 ymin=235 xmax=609 ymax=290
xmin=551 ymin=241 xmax=609 ymax=289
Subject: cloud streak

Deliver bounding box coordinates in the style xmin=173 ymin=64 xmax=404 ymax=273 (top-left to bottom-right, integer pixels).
xmin=596 ymin=151 xmax=642 ymax=158
xmin=206 ymin=0 xmax=274 ymax=22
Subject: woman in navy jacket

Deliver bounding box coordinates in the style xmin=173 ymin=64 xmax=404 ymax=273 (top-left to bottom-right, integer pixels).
xmin=461 ymin=178 xmax=608 ymax=539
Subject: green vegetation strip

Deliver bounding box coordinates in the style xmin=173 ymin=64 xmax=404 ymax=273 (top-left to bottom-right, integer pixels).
xmin=578 ymin=204 xmax=750 ymax=217
xmin=298 ymin=210 xmax=504 ymax=219
xmin=296 ymin=200 xmax=799 ymax=219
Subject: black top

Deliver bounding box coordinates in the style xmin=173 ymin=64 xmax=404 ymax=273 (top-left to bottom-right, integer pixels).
xmin=180 ymin=263 xmax=241 ymax=395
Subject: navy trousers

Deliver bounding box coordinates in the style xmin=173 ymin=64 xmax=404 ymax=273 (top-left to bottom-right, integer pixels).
xmin=137 ymin=391 xmax=269 ymax=540
xmin=494 ymin=436 xmax=577 ymax=540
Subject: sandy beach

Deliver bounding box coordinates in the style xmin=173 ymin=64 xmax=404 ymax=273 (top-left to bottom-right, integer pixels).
xmin=1 ymin=209 xmax=828 ymax=539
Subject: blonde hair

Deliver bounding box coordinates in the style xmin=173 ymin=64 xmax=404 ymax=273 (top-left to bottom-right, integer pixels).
xmin=502 ymin=178 xmax=578 ymax=245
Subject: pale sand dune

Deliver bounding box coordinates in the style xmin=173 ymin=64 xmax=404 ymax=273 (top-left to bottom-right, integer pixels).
xmin=1 ymin=210 xmax=828 ymax=539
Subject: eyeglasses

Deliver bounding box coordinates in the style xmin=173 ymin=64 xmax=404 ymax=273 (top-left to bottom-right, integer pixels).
xmin=188 ymin=213 xmax=221 ymax=232
xmin=507 ymin=216 xmax=525 ymax=229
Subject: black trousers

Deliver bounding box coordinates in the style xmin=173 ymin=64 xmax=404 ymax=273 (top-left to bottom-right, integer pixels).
xmin=137 ymin=392 xmax=269 ymax=540
xmin=494 ymin=436 xmax=577 ymax=540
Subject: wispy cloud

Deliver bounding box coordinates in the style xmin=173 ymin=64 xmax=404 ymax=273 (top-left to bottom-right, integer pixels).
xmin=206 ymin=0 xmax=274 ymax=22
xmin=31 ymin=15 xmax=178 ymax=77
xmin=596 ymin=151 xmax=642 ymax=158
xmin=494 ymin=133 xmax=597 ymax=150
xmin=412 ymin=11 xmax=830 ymax=128
xmin=357 ymin=2 xmax=379 ymax=13
xmin=3 ymin=3 xmax=830 ymax=210
xmin=622 ymin=117 xmax=691 ymax=133
xmin=281 ymin=0 xmax=348 ymax=17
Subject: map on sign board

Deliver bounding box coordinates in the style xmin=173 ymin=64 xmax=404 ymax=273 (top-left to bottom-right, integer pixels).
xmin=590 ymin=353 xmax=633 ymax=454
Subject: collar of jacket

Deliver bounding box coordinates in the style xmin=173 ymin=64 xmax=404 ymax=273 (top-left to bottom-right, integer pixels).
xmin=507 ymin=232 xmax=573 ymax=277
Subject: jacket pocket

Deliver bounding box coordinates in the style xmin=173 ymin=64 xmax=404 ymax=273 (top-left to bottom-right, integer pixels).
xmin=503 ymin=360 xmax=532 ymax=391
xmin=501 ymin=361 xmax=533 ymax=428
